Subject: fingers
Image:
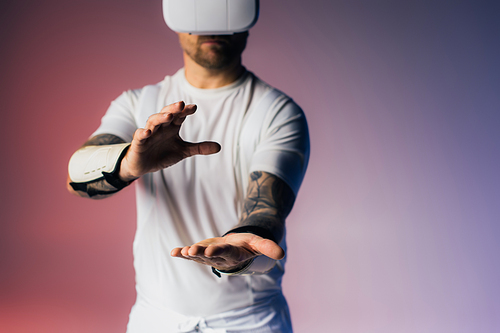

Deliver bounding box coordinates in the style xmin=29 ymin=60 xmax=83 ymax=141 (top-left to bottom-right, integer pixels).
xmin=184 ymin=244 xmax=206 ymax=257
xmin=171 ymin=245 xmax=228 ymax=267
xmin=133 ymin=101 xmax=199 ymax=148
xmin=171 ymin=243 xmax=248 ymax=267
xmin=175 ymin=244 xmax=226 ymax=257
xmin=170 ymin=245 xmax=210 ymax=258
xmin=135 ymin=128 xmax=152 ymax=142
xmin=170 ymin=236 xmax=285 ymax=271
xmin=145 ymin=102 xmax=197 ymax=133
xmin=172 ymin=234 xmax=285 ymax=260
xmin=145 ymin=108 xmax=175 ymax=133
xmin=170 ymin=247 xmax=183 ymax=257
xmin=138 ymin=101 xmax=221 ymax=156
xmin=170 ymin=103 xmax=197 ymax=126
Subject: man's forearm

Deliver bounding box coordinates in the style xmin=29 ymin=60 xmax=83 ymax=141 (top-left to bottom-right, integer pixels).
xmin=171 ymin=171 xmax=294 ymax=276
xmin=68 ymin=176 xmax=127 ymax=199
xmin=230 ymin=171 xmax=295 ymax=243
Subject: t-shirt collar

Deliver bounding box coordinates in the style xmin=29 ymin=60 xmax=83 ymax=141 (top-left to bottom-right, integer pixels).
xmin=174 ymin=68 xmax=249 ymax=97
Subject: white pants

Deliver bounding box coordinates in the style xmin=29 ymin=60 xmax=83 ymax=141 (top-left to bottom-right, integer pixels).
xmin=126 ymin=293 xmax=293 ymax=333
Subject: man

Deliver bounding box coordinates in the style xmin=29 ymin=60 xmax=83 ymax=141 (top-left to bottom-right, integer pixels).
xmin=67 ymin=2 xmax=309 ymax=332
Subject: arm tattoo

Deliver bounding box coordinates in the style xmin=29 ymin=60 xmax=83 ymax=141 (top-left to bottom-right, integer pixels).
xmin=82 ymin=134 xmax=126 ymax=147
xmin=235 ymin=171 xmax=296 ymax=243
xmin=70 ymin=134 xmax=128 ymax=199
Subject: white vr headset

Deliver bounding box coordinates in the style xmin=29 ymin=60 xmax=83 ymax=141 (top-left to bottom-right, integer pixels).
xmin=163 ymin=0 xmax=259 ymax=35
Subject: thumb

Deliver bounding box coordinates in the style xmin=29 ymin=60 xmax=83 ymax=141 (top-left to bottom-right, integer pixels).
xmin=185 ymin=141 xmax=221 ymax=157
xmin=253 ymin=238 xmax=285 ymax=260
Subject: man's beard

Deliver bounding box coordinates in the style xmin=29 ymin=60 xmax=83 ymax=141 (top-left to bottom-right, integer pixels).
xmin=186 ymin=36 xmax=246 ymax=70
xmin=190 ymin=48 xmax=233 ymax=69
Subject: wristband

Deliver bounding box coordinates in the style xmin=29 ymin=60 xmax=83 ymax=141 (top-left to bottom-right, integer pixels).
xmin=222 ymin=226 xmax=277 ymax=243
xmin=68 ymin=143 xmax=131 ymax=183
xmin=68 ymin=143 xmax=133 ymax=196
xmin=212 ymin=255 xmax=277 ymax=277
xmin=102 ymin=168 xmax=132 ymax=190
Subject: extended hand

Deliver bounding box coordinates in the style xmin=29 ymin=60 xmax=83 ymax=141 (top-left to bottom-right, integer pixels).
xmin=119 ymin=101 xmax=221 ymax=181
xmin=170 ymin=233 xmax=285 ymax=271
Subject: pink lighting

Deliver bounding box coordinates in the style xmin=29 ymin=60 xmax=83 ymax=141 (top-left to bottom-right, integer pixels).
xmin=1 ymin=1 xmax=499 ymax=332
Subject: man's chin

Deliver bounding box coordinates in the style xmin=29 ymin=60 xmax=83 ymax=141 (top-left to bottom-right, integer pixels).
xmin=193 ymin=54 xmax=234 ymax=70
xmin=198 ymin=62 xmax=230 ymax=70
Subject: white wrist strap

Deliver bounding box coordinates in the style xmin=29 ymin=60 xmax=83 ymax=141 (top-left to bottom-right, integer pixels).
xmin=213 ymin=255 xmax=277 ymax=277
xmin=68 ymin=143 xmax=130 ymax=183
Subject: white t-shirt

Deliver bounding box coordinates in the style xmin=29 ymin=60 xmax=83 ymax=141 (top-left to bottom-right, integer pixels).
xmin=92 ymin=68 xmax=309 ymax=329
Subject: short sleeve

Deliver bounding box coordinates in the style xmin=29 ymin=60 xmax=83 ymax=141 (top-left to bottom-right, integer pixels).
xmin=91 ymin=90 xmax=141 ymax=142
xmin=249 ymin=100 xmax=310 ymax=195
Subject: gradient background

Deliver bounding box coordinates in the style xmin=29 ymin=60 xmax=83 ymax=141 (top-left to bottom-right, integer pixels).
xmin=1 ymin=1 xmax=499 ymax=332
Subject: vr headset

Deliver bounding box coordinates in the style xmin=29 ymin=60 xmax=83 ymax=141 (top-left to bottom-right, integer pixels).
xmin=163 ymin=0 xmax=259 ymax=35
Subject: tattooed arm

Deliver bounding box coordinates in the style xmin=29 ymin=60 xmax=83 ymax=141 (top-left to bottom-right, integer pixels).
xmin=66 ymin=134 xmax=128 ymax=200
xmin=170 ymin=171 xmax=295 ymax=271
xmin=236 ymin=171 xmax=295 ymax=244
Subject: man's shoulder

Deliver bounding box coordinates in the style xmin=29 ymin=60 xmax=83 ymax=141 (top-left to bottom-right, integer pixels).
xmin=124 ymin=68 xmax=182 ymax=97
xmin=247 ymin=71 xmax=299 ymax=108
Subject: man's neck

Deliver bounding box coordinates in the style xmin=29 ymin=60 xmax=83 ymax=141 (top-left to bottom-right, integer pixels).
xmin=183 ymin=53 xmax=245 ymax=89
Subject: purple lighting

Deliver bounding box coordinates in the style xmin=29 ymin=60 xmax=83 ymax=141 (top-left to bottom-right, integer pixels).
xmin=1 ymin=1 xmax=499 ymax=332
